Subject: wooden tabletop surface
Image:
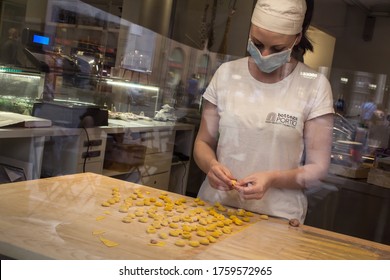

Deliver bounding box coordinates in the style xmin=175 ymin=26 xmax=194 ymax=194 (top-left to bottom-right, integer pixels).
xmin=0 ymin=173 xmax=389 ymax=260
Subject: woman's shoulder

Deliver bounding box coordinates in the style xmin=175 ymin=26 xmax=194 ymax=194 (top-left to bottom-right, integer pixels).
xmin=294 ymin=62 xmax=330 ymax=84
xmin=218 ymin=57 xmax=248 ymax=71
xmin=212 ymin=58 xmax=248 ymax=81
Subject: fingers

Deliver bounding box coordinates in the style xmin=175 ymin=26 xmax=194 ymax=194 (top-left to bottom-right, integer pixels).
xmin=233 ymin=183 xmax=265 ymax=200
xmin=208 ymin=162 xmax=235 ymax=191
xmin=213 ymin=185 xmax=233 ymax=191
xmin=208 ymin=172 xmax=234 ymax=191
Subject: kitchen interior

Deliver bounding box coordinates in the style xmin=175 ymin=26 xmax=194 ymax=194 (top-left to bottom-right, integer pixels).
xmin=1 ymin=0 xmax=390 ymax=259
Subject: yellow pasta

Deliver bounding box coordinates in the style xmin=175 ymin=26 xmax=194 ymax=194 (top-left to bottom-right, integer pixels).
xmin=146 ymin=226 xmax=157 ymax=234
xmin=92 ymin=230 xmax=105 ymax=235
xmin=126 ymin=213 xmax=136 ymax=219
xmin=124 ymin=198 xmax=133 ymax=205
xmin=169 ymin=223 xmax=179 ymax=229
xmin=222 ymin=227 xmax=232 ymax=234
xmin=242 ymin=217 xmax=250 ymax=222
xmin=98 ymin=186 xmax=260 ymax=249
xmin=172 ymin=216 xmax=181 ymax=223
xmin=122 ymin=216 xmax=132 ymax=223
xmin=181 ymin=225 xmax=191 ymax=232
xmin=182 ymin=216 xmax=192 ymax=223
xmin=135 ymin=201 xmax=145 ymax=206
xmin=216 ymin=221 xmax=225 ymax=227
xmin=101 ymin=201 xmax=110 ymax=207
xmin=199 ymin=238 xmax=210 ymax=245
xmin=181 ymin=232 xmax=192 ymax=239
xmin=118 ymin=205 xmax=129 ymax=213
xmin=135 ymin=211 xmax=144 ymax=217
xmin=207 ymin=235 xmax=217 ymax=243
xmin=175 ymin=240 xmax=186 ymax=247
xmin=152 ymin=221 xmax=162 ymax=229
xmin=99 ymin=236 xmax=119 ymax=247
xmin=138 ymin=217 xmax=149 ymax=223
xmin=159 ymin=232 xmax=169 ymax=239
xmin=189 ymin=240 xmax=200 ymax=247
xmin=196 ymin=230 xmax=207 ymax=237
xmin=206 ymin=224 xmax=217 ymax=231
xmin=107 ymin=198 xmax=116 ymax=204
xmin=169 ymin=229 xmax=181 ymax=237
xmin=245 ymin=211 xmax=254 ymax=217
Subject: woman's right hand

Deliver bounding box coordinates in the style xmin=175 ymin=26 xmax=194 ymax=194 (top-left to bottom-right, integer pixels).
xmin=207 ymin=160 xmax=235 ymax=191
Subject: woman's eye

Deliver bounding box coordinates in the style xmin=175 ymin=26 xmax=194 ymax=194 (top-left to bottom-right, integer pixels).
xmin=254 ymin=43 xmax=264 ymax=50
xmin=273 ymin=48 xmax=284 ymax=53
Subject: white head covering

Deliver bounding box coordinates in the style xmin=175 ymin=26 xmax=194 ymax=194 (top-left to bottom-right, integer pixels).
xmin=251 ymin=0 xmax=307 ymax=35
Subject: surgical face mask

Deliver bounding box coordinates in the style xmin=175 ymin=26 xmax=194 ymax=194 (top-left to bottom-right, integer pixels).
xmin=247 ymin=38 xmax=297 ymax=73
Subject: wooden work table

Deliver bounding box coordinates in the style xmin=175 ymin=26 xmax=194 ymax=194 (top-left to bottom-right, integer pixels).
xmin=0 ymin=173 xmax=389 ymax=260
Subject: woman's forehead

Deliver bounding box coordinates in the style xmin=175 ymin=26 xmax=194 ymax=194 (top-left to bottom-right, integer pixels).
xmin=250 ymin=25 xmax=295 ymax=44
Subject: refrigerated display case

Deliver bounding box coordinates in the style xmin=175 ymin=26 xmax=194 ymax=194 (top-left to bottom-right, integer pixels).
xmin=0 ymin=68 xmax=44 ymax=114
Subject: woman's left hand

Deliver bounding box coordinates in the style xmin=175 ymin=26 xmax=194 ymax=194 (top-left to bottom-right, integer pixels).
xmin=232 ymin=172 xmax=275 ymax=200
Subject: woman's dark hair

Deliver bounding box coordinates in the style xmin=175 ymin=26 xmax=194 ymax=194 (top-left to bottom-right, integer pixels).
xmin=293 ymin=0 xmax=314 ymax=59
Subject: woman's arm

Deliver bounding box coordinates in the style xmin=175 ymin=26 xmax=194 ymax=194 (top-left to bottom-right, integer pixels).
xmin=297 ymin=113 xmax=334 ymax=186
xmin=193 ymin=100 xmax=236 ymax=190
xmin=235 ymin=113 xmax=334 ymax=199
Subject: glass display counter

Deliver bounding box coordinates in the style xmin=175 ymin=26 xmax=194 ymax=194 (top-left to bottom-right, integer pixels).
xmin=0 ymin=67 xmax=44 ymax=114
xmin=0 ymin=66 xmax=161 ymax=120
xmin=53 ymin=74 xmax=160 ymax=118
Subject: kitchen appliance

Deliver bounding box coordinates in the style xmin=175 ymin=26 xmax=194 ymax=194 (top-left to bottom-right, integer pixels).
xmin=32 ymin=100 xmax=108 ymax=128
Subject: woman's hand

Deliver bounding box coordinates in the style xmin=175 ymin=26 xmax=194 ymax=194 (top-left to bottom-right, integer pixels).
xmin=233 ymin=171 xmax=275 ymax=200
xmin=207 ymin=160 xmax=236 ymax=191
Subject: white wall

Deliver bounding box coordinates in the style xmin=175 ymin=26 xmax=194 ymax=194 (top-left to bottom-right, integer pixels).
xmin=332 ymin=6 xmax=390 ymax=77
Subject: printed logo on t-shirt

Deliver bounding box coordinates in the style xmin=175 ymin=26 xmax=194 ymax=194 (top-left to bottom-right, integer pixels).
xmin=265 ymin=112 xmax=298 ymax=128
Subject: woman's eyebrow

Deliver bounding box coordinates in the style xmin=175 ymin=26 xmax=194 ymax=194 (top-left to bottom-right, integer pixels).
xmin=253 ymin=39 xmax=286 ymax=48
xmin=251 ymin=37 xmax=286 ymax=47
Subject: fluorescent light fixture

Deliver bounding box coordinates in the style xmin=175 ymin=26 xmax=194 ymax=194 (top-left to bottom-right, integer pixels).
xmin=0 ymin=72 xmax=41 ymax=79
xmin=300 ymin=71 xmax=318 ymax=79
xmin=106 ymin=80 xmax=159 ymax=92
xmin=53 ymin=98 xmax=96 ymax=106
xmin=336 ymin=140 xmax=362 ymax=145
xmin=368 ymin=83 xmax=377 ymax=90
xmin=0 ymin=67 xmax=22 ymax=73
xmin=340 ymin=77 xmax=348 ymax=83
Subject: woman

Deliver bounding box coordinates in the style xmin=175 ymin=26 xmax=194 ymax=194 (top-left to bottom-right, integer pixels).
xmin=193 ymin=0 xmax=334 ymax=223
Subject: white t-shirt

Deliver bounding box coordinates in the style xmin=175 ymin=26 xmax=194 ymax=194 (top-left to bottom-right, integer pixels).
xmin=198 ymin=57 xmax=334 ymax=222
